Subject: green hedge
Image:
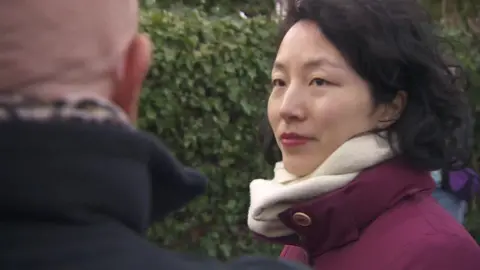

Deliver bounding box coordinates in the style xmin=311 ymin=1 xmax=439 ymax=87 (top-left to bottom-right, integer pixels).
xmin=440 ymin=26 xmax=480 ymax=237
xmin=139 ymin=8 xmax=480 ymax=260
xmin=139 ymin=9 xmax=279 ymax=259
xmin=141 ymin=0 xmax=275 ymax=17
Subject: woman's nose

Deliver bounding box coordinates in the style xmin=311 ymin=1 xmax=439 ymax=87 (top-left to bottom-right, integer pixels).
xmin=279 ymin=87 xmax=307 ymax=122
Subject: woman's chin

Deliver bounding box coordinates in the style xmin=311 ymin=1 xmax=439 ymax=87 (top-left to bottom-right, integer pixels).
xmin=283 ymin=158 xmax=319 ymax=177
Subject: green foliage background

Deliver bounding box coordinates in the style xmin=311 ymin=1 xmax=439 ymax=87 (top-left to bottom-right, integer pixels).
xmin=138 ymin=9 xmax=280 ymax=259
xmin=138 ymin=6 xmax=480 ymax=259
xmin=141 ymin=0 xmax=275 ymax=17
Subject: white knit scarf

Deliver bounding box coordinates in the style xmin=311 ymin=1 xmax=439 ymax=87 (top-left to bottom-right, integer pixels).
xmin=247 ymin=133 xmax=395 ymax=238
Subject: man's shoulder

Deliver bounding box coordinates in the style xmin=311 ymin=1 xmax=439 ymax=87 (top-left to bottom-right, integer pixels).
xmin=0 ymin=222 xmax=310 ymax=270
xmin=227 ymin=256 xmax=311 ymax=269
xmin=151 ymin=249 xmax=310 ymax=270
xmin=139 ymin=242 xmax=310 ymax=270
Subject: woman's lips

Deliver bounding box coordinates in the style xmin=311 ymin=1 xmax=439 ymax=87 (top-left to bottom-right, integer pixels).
xmin=280 ymin=138 xmax=310 ymax=147
xmin=280 ymin=133 xmax=312 ymax=147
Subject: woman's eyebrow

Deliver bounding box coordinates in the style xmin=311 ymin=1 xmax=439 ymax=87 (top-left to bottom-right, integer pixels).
xmin=272 ymin=56 xmax=345 ymax=72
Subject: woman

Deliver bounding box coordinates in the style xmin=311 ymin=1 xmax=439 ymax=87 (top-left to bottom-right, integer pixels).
xmin=247 ymin=0 xmax=480 ymax=269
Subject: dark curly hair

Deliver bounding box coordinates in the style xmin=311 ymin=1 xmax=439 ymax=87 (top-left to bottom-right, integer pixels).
xmin=260 ymin=0 xmax=473 ymax=171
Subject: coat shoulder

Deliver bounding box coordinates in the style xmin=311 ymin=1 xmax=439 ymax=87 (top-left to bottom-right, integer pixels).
xmin=389 ymin=233 xmax=480 ymax=270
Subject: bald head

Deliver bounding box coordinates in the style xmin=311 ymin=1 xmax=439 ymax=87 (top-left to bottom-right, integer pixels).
xmin=0 ymin=0 xmax=139 ymax=97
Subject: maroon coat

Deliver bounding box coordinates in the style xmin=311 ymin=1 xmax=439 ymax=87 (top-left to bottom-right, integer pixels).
xmin=260 ymin=159 xmax=480 ymax=270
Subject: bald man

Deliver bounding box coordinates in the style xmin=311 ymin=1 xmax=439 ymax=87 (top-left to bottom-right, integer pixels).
xmin=0 ymin=1 xmax=309 ymax=270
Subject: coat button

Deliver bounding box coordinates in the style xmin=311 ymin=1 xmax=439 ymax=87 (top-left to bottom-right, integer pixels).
xmin=292 ymin=212 xmax=312 ymax=227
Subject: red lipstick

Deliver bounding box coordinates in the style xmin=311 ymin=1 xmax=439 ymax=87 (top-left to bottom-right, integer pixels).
xmin=280 ymin=132 xmax=312 ymax=147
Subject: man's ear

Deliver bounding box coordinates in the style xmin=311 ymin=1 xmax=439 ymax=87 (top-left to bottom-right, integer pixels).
xmin=376 ymin=90 xmax=407 ymax=129
xmin=112 ymin=33 xmax=153 ymax=123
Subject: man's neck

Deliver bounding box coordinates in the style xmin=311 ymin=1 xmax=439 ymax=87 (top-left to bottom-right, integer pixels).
xmin=0 ymin=93 xmax=130 ymax=126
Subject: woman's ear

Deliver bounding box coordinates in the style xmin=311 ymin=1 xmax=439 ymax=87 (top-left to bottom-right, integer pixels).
xmin=376 ymin=90 xmax=407 ymax=129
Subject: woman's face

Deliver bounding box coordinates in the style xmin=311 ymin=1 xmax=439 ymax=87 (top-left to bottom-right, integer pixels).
xmin=268 ymin=20 xmax=394 ymax=176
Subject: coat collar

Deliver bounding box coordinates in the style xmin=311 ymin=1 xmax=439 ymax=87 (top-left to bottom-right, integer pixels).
xmin=0 ymin=116 xmax=207 ymax=232
xmin=265 ymin=158 xmax=435 ymax=256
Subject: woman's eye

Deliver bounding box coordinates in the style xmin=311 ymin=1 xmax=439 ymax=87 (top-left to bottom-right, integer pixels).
xmin=310 ymin=78 xmax=327 ymax=86
xmin=272 ymin=79 xmax=286 ymax=87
